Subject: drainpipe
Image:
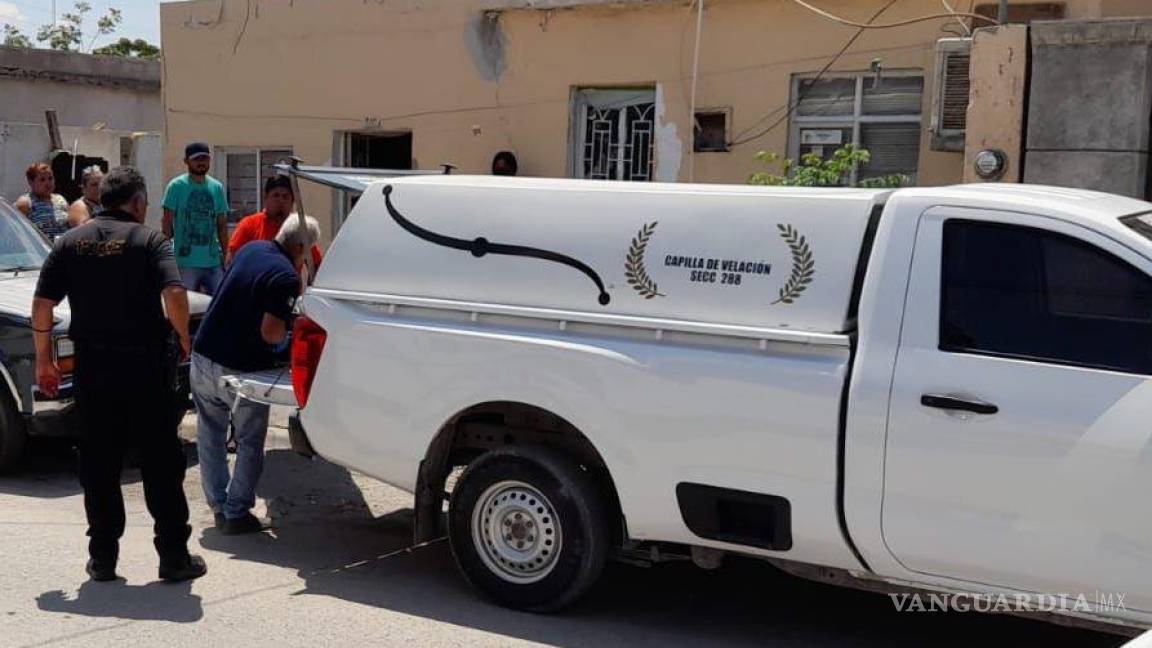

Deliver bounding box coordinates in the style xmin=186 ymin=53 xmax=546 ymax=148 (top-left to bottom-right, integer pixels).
xmin=999 ymin=0 xmax=1009 ymax=23
xmin=687 ymin=0 xmax=704 ymax=182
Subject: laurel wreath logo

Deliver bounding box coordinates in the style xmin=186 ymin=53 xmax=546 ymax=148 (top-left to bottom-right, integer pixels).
xmin=625 ymin=221 xmax=665 ymax=299
xmin=772 ymin=223 xmax=814 ymax=305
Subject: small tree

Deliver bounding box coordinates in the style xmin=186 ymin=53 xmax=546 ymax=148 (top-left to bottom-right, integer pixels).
xmin=3 ymin=23 xmax=32 ymax=48
xmin=93 ymin=37 xmax=160 ymax=59
xmin=748 ymin=143 xmax=907 ymax=189
xmin=36 ymin=2 xmax=121 ymax=52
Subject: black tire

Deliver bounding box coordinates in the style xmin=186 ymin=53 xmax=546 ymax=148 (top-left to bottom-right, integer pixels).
xmin=0 ymin=389 xmax=27 ymax=473
xmin=448 ymin=444 xmax=611 ymax=612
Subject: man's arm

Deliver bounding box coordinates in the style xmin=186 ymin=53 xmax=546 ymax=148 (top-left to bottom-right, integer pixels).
xmin=216 ymin=214 xmax=228 ymax=263
xmin=259 ymin=271 xmax=301 ymax=345
xmin=67 ymin=200 xmax=89 ymax=228
xmin=162 ymin=209 xmax=175 ymax=239
xmin=162 ymin=286 xmax=191 ymax=359
xmin=149 ymin=232 xmax=190 ymax=357
xmin=225 ymin=216 xmax=254 ymax=269
xmin=32 ymin=297 xmax=61 ymax=398
xmin=260 ymin=314 xmax=288 ymax=345
xmin=14 ymin=195 xmax=32 ymax=216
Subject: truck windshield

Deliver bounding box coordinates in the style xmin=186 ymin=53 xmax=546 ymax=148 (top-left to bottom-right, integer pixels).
xmin=1120 ymin=211 xmax=1152 ymax=243
xmin=0 ymin=198 xmax=51 ymax=272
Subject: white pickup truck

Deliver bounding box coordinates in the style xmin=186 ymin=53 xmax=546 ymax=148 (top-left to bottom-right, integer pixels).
xmin=280 ymin=174 xmax=1152 ymax=632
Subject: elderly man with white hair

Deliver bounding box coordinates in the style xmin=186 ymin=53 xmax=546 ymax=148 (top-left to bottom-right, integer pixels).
xmin=191 ymin=215 xmax=321 ymax=535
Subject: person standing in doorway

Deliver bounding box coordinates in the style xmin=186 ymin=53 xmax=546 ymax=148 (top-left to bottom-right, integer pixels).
xmin=68 ymin=166 xmax=105 ymax=228
xmin=226 ymin=176 xmax=322 ymax=271
xmin=162 ymin=143 xmax=229 ymax=295
xmin=33 ymin=166 xmax=207 ymax=583
xmin=14 ymin=162 xmax=70 ymax=240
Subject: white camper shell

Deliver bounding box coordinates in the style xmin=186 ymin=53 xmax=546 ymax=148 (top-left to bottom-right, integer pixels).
xmin=272 ymin=174 xmax=1152 ymax=633
xmin=315 ymin=176 xmax=886 ymax=338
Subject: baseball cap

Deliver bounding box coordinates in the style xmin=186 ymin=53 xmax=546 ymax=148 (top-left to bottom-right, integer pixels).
xmin=184 ymin=142 xmax=211 ymax=159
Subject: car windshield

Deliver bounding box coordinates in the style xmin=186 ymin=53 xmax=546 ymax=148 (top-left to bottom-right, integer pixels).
xmin=0 ymin=197 xmax=51 ymax=271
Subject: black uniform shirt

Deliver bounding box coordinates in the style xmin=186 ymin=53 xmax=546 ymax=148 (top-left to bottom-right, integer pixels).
xmin=35 ymin=209 xmax=183 ymax=346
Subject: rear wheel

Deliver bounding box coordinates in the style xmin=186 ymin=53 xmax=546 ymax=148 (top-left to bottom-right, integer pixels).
xmin=448 ymin=444 xmax=610 ymax=612
xmin=0 ymin=389 xmax=27 ymax=473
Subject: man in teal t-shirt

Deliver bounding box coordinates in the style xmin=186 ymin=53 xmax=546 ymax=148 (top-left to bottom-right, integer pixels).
xmin=163 ymin=142 xmax=229 ymax=295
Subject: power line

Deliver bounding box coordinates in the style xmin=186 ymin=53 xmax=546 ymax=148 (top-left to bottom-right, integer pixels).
xmin=786 ymin=0 xmax=997 ymax=30
xmin=727 ymin=0 xmax=902 ymax=148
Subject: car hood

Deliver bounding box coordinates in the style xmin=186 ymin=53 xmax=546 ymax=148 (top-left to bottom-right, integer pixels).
xmin=0 ymin=271 xmax=211 ymax=330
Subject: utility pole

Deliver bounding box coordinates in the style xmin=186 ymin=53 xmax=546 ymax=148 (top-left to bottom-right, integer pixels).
xmin=52 ymin=0 xmax=56 ymax=26
xmin=999 ymin=0 xmax=1009 ymax=23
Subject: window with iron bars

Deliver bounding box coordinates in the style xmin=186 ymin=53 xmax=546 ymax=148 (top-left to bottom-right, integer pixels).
xmin=571 ymin=88 xmax=656 ymax=182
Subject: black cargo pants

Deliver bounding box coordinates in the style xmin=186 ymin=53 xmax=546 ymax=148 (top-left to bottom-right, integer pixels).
xmin=74 ymin=341 xmax=191 ymax=566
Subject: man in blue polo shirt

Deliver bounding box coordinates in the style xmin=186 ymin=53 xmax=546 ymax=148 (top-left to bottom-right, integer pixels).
xmin=191 ymin=215 xmax=320 ymax=535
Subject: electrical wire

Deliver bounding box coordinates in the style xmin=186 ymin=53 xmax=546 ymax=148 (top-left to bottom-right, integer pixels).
xmin=727 ymin=0 xmax=901 ymax=148
xmin=786 ymin=0 xmax=996 ymax=30
xmin=232 ymin=0 xmax=252 ymax=54
xmin=941 ymin=0 xmax=972 ymax=36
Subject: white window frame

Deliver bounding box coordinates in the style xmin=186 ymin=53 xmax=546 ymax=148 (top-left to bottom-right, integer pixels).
xmin=212 ymin=146 xmax=295 ymax=223
xmin=787 ymin=70 xmax=923 ymax=185
xmin=568 ymin=87 xmax=658 ymax=181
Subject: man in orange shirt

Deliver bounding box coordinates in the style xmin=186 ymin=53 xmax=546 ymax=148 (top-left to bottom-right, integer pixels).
xmin=227 ymin=176 xmax=322 ymax=271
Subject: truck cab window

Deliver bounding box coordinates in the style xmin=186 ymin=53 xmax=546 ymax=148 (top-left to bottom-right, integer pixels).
xmin=940 ymin=219 xmax=1152 ymax=374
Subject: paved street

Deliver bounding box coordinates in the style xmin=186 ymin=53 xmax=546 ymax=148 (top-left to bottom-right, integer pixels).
xmin=0 ymin=416 xmax=1130 ymax=648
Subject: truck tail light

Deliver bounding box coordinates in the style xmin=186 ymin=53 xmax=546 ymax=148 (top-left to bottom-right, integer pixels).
xmin=291 ymin=315 xmax=327 ymax=408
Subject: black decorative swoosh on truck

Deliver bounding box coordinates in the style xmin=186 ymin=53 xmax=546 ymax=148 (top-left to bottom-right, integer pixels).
xmin=383 ymin=185 xmax=611 ymax=305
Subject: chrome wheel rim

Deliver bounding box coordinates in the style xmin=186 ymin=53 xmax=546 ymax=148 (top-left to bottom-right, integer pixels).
xmin=471 ymin=480 xmax=562 ymax=584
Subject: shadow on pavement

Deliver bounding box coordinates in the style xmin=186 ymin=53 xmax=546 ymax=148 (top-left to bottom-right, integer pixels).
xmin=35 ymin=580 xmax=203 ymax=623
xmin=0 ymin=439 xmax=82 ymax=498
xmin=196 ymin=450 xmax=1126 ymax=648
xmin=0 ymin=440 xmax=199 ymax=499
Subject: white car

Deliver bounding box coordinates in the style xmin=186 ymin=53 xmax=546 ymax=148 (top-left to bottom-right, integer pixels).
xmin=276 ymin=174 xmax=1152 ymax=633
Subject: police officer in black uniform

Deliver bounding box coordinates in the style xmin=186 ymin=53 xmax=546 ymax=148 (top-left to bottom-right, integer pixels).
xmin=32 ymin=166 xmax=207 ymax=583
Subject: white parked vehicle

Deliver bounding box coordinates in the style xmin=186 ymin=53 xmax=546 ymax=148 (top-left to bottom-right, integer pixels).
xmin=281 ymin=174 xmax=1152 ymax=632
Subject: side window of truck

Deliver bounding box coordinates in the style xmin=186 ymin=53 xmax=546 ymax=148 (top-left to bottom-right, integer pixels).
xmin=940 ymin=219 xmax=1152 ymax=374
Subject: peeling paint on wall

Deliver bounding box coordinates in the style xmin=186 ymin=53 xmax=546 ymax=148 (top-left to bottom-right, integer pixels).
xmin=466 ymin=11 xmax=508 ymax=81
xmin=654 ymin=84 xmax=683 ymax=183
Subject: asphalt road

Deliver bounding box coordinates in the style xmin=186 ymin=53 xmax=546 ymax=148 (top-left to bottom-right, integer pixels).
xmin=0 ymin=420 xmax=1131 ymax=648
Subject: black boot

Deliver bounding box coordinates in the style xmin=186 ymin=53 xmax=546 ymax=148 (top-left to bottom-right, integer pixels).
xmin=158 ymin=554 xmax=207 ymax=583
xmin=87 ymin=538 xmax=119 ymax=582
xmin=221 ymin=512 xmax=268 ymax=536
xmin=154 ymin=528 xmax=206 ymax=583
xmin=85 ymin=558 xmax=118 ymax=582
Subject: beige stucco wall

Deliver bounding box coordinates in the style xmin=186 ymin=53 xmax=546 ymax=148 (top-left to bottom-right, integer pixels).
xmin=161 ymin=0 xmax=1145 ymax=242
xmin=963 ymin=25 xmax=1029 ymax=183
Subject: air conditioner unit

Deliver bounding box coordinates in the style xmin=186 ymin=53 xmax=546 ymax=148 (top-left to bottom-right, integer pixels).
xmin=930 ymin=38 xmax=972 ymax=152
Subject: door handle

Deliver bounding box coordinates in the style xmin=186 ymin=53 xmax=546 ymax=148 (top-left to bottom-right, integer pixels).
xmin=920 ymin=394 xmax=998 ymax=415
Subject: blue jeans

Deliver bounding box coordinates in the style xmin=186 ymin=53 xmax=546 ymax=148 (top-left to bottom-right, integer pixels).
xmin=191 ymin=352 xmax=270 ymax=519
xmin=180 ymin=265 xmax=224 ymax=296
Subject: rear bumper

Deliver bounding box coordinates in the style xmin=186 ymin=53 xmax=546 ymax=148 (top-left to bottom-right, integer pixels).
xmin=288 ymin=412 xmax=315 ymax=458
